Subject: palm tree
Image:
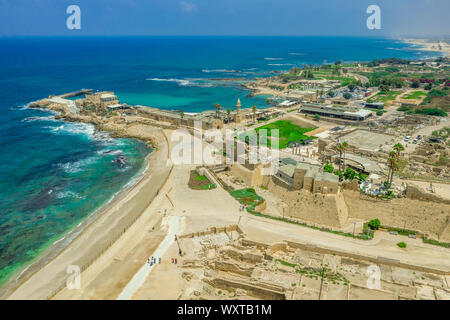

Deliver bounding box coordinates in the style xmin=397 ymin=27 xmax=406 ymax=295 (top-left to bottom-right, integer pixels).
xmin=252 ymin=105 xmax=257 ymax=123
xmin=214 ymin=103 xmax=221 ymax=119
xmin=393 ymin=143 xmax=405 ymax=155
xmin=337 ymin=142 xmax=349 ymax=171
xmin=387 ymin=143 xmax=405 ymax=186
xmin=387 ymin=150 xmax=397 ymax=188
xmin=179 ymin=111 xmax=184 ymax=125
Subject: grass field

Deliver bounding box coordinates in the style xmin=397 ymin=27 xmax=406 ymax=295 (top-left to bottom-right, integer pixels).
xmin=403 ymin=91 xmax=427 ymax=100
xmin=367 ymin=91 xmax=402 ymax=103
xmin=188 ymin=170 xmax=216 ymax=190
xmin=239 ymin=120 xmax=316 ymax=149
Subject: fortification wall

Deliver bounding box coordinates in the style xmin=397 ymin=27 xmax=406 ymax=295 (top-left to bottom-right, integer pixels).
xmin=266 ymin=178 xmax=345 ymax=228
xmin=230 ymin=163 xmax=264 ymax=187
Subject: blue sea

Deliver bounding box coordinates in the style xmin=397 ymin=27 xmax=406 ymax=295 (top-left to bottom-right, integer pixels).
xmin=0 ymin=36 xmax=440 ymax=287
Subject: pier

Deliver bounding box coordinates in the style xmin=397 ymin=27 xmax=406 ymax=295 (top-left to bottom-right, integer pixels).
xmin=58 ymin=88 xmax=93 ymax=99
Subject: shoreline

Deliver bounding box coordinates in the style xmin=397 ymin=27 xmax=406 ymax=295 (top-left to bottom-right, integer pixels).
xmin=399 ymin=38 xmax=450 ymax=58
xmin=1 ymin=105 xmax=171 ymax=299
xmin=0 ymin=145 xmax=153 ymax=297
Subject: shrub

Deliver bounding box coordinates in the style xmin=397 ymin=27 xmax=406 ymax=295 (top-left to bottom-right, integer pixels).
xmin=344 ymin=168 xmax=357 ymax=180
xmin=397 ymin=242 xmax=407 ymax=248
xmin=429 ymin=89 xmax=447 ymax=97
xmin=368 ymin=219 xmax=381 ymax=230
xmin=414 ymin=108 xmax=447 ymax=117
xmin=323 ymin=163 xmax=334 ymax=173
xmin=343 ymin=93 xmax=352 ymax=100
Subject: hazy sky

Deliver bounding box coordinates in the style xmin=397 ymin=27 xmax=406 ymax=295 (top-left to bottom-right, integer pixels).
xmin=0 ymin=0 xmax=448 ymax=36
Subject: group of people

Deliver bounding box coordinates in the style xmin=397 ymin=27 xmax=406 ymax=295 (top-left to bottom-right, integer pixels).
xmin=239 ymin=204 xmax=246 ymax=211
xmin=146 ymin=234 xmax=182 ymax=268
xmin=147 ymin=256 xmax=161 ymax=267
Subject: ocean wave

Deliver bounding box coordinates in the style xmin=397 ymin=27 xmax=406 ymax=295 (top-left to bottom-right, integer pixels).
xmin=21 ymin=115 xmax=56 ymax=123
xmin=56 ymin=191 xmax=85 ymax=199
xmin=147 ymin=77 xmax=217 ymax=88
xmin=57 ymin=155 xmax=99 ymax=174
xmin=46 ymin=122 xmax=96 ymax=139
xmin=264 ymin=57 xmax=284 ymax=60
xmin=267 ymin=63 xmax=294 ymax=66
xmin=202 ymin=69 xmax=240 ymax=73
xmin=13 ymin=101 xmax=39 ymax=110
xmin=288 ymin=53 xmax=304 ymax=56
xmin=146 ymin=78 xmax=191 ymax=86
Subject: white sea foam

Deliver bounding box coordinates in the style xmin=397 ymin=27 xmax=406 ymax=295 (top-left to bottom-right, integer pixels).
xmin=147 ymin=77 xmax=217 ymax=88
xmin=146 ymin=78 xmax=191 ymax=86
xmin=47 ymin=122 xmax=96 ymax=139
xmin=201 ymin=69 xmax=240 ymax=73
xmin=22 ymin=115 xmax=56 ymax=123
xmin=56 ymin=191 xmax=85 ymax=199
xmin=288 ymin=53 xmax=304 ymax=56
xmin=264 ymin=57 xmax=284 ymax=60
xmin=267 ymin=63 xmax=294 ymax=66
xmin=57 ymin=155 xmax=99 ymax=174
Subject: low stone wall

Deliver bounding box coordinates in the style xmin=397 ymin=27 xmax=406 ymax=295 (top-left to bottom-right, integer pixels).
xmin=205 ymin=277 xmax=286 ymax=300
xmin=179 ymin=225 xmax=243 ymax=239
xmin=214 ymin=261 xmax=254 ymax=277
xmin=267 ymin=178 xmax=344 ymax=228
xmin=285 ymin=240 xmax=450 ymax=275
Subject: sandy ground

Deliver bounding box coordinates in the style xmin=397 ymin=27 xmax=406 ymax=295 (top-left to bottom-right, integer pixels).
xmin=6 ymin=127 xmax=450 ymax=300
xmin=405 ymin=180 xmax=450 ymax=200
xmin=5 ymin=126 xmax=171 ymax=300
xmin=53 ymin=130 xmax=244 ymax=299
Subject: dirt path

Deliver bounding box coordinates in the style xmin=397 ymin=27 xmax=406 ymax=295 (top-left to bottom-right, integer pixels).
xmin=117 ymin=215 xmax=180 ymax=300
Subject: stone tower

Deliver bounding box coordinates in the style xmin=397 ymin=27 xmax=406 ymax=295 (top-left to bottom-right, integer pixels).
xmin=235 ymin=98 xmax=244 ymax=124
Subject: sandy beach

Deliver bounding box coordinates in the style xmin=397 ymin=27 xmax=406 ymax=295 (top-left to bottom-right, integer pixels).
xmin=3 ymin=125 xmax=172 ymax=299
xmin=401 ymin=38 xmax=450 ymax=58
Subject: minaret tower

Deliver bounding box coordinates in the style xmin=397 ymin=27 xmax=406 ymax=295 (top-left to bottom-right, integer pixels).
xmin=235 ymin=98 xmax=243 ymax=124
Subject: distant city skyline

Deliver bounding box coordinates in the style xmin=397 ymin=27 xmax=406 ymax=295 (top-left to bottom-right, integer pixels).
xmin=0 ymin=0 xmax=449 ymax=37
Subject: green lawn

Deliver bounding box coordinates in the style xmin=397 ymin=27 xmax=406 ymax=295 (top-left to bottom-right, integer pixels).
xmin=403 ymin=91 xmax=427 ymax=100
xmin=229 ymin=188 xmax=263 ymax=210
xmin=239 ymin=120 xmax=316 ymax=149
xmin=367 ymin=91 xmax=402 ymax=103
xmin=195 ymin=173 xmax=208 ymax=181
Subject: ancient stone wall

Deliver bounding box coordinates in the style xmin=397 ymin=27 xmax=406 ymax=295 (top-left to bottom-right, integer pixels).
xmin=230 ymin=163 xmax=264 ymax=187
xmin=267 ymin=178 xmax=344 ymax=228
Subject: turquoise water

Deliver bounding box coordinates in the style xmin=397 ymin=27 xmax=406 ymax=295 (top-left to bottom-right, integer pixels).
xmin=0 ymin=36 xmax=440 ymax=286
